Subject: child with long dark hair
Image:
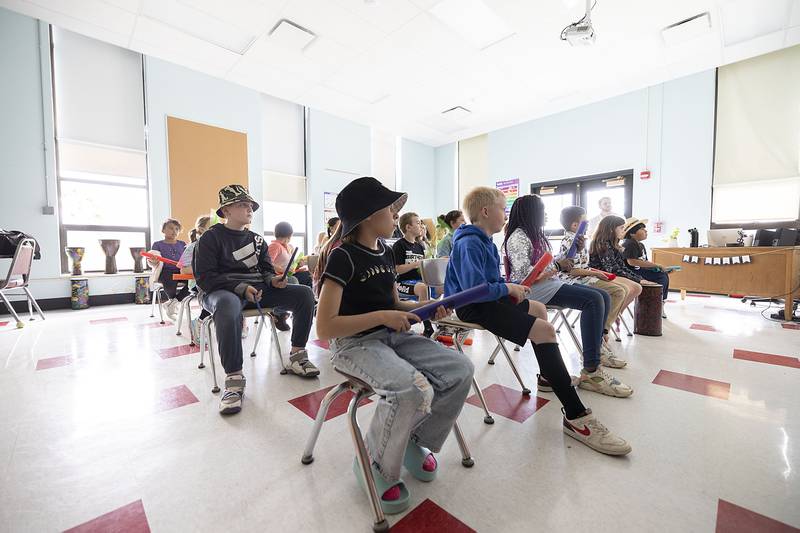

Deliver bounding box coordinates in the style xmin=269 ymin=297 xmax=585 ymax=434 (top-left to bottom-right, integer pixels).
xmin=315 ymin=177 xmax=474 ymax=514
xmin=435 ymin=210 xmax=465 ymax=257
xmin=503 ymin=195 xmax=632 ymax=396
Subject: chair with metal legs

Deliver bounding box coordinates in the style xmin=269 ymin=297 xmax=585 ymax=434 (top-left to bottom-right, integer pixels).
xmin=196 ymin=307 xmax=286 ymax=393
xmin=547 ymin=305 xmax=583 ymax=354
xmin=147 ymin=262 xmax=168 ymax=324
xmin=0 ymin=238 xmax=45 ymax=328
xmin=300 ymin=368 xmax=474 ymax=533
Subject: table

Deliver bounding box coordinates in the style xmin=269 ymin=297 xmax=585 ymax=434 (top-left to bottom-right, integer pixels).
xmin=652 ymin=246 xmax=800 ymax=320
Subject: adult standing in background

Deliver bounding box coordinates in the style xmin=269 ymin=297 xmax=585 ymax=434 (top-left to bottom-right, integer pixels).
xmin=587 ymin=196 xmax=616 ymax=237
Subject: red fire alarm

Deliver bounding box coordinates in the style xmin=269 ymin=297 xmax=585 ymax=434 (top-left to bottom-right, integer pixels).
xmin=653 ymin=221 xmax=663 ymax=233
xmin=640 ymin=170 xmax=651 ymax=180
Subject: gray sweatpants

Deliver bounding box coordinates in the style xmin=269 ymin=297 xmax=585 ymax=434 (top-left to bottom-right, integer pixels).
xmin=331 ymin=329 xmax=474 ymax=483
xmin=202 ymin=284 xmax=315 ymax=374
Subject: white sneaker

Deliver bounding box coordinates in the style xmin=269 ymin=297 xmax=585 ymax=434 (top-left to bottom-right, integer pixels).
xmin=165 ymin=299 xmax=179 ymax=321
xmin=286 ymin=350 xmax=320 ymax=377
xmin=579 ymin=368 xmax=633 ymax=398
xmin=241 ymin=319 xmax=249 ymax=339
xmin=562 ymin=408 xmax=632 ymax=456
xmin=219 ymin=374 xmax=246 ymax=415
xmin=600 ymin=343 xmax=627 ymax=369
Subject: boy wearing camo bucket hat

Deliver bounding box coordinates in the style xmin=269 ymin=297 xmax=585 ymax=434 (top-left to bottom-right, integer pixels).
xmin=194 ymin=184 xmax=320 ymax=415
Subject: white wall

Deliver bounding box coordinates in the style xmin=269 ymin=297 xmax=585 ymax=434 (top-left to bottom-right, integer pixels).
xmin=400 ymin=139 xmax=436 ymax=219
xmin=306 ymin=109 xmax=371 ymax=243
xmin=488 ymin=70 xmax=716 ymax=245
xmin=434 ymin=143 xmax=458 ymax=218
xmin=145 ymin=56 xmax=264 ymax=237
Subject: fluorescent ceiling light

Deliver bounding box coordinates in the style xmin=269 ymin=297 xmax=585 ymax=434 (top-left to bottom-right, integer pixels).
xmin=662 ymin=12 xmax=711 ymax=46
xmin=429 ymin=0 xmax=515 ymax=50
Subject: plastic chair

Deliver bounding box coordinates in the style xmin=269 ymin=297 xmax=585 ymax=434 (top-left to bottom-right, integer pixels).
xmin=147 ymin=261 xmax=168 ymax=324
xmin=0 ymin=238 xmax=45 ymax=328
xmin=300 ymin=368 xmax=474 ymax=533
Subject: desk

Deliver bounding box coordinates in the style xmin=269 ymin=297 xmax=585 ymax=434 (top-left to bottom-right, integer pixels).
xmin=652 ymin=246 xmax=800 ymax=320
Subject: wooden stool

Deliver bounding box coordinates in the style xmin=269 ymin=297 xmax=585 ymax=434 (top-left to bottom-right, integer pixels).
xmin=301 ymin=368 xmax=474 ymax=532
xmin=634 ymin=283 xmax=663 ymax=336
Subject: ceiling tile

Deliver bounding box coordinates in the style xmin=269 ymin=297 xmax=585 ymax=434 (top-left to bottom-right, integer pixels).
xmin=332 ymin=0 xmax=421 ymax=34
xmin=279 ymin=0 xmax=387 ymax=52
xmin=721 ymin=0 xmax=791 ymax=45
xmin=26 ymin=0 xmax=137 ymax=36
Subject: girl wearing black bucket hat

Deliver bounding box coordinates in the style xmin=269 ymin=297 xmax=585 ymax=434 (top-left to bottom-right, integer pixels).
xmin=315 ymin=177 xmax=475 ymax=515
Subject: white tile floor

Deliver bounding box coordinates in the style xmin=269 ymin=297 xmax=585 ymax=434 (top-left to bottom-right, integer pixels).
xmin=0 ymin=294 xmax=797 ymax=532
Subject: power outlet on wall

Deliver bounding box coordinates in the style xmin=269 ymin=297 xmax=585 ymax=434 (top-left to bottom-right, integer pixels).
xmin=42 ymin=206 xmax=54 ymax=215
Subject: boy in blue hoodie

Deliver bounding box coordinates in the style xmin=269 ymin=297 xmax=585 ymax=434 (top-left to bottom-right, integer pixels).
xmin=445 ymin=187 xmax=631 ymax=456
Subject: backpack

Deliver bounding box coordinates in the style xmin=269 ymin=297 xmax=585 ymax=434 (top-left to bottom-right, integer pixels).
xmin=0 ymin=230 xmax=41 ymax=259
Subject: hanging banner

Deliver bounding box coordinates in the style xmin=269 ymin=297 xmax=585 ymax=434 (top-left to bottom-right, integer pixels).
xmin=495 ymin=178 xmax=519 ymax=215
xmin=323 ymin=192 xmax=337 ymax=224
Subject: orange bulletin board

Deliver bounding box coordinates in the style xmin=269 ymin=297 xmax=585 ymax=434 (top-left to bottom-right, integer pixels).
xmin=166 ymin=116 xmax=248 ymax=235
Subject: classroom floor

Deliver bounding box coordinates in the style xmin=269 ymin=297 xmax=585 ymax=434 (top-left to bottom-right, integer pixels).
xmin=0 ymin=293 xmax=797 ymax=533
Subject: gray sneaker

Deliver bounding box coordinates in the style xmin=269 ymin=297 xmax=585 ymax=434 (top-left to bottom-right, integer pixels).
xmin=219 ymin=374 xmax=246 ymax=415
xmin=287 ymin=350 xmax=320 ymax=377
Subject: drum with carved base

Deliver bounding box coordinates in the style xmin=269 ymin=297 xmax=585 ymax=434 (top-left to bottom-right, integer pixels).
xmin=634 ymin=282 xmax=663 ymax=336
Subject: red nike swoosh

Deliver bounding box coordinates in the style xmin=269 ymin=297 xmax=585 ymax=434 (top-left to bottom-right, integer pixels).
xmin=569 ymin=422 xmax=591 ymax=436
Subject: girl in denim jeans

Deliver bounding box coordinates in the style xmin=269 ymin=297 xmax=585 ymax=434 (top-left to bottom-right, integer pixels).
xmin=315 ymin=177 xmax=474 ymax=515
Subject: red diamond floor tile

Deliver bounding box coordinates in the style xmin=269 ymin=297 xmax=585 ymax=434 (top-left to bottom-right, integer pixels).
xmin=36 ymin=355 xmax=75 ymax=371
xmin=309 ymin=339 xmax=330 ymax=350
xmin=157 ymin=344 xmax=200 ymax=359
xmin=465 ymin=383 xmax=549 ymax=423
xmin=715 ymin=499 xmax=799 ymax=533
xmin=155 ymin=385 xmax=199 ymax=413
xmin=89 ymin=317 xmax=129 ymax=325
xmin=390 ymin=499 xmax=475 ymax=533
xmin=781 ymin=323 xmax=800 ymax=330
xmin=0 ymin=321 xmax=8 ymax=327
xmin=652 ymin=370 xmax=730 ymax=400
xmin=733 ymin=349 xmax=800 ymax=369
xmin=63 ymin=499 xmax=151 ymax=533
xmin=690 ymin=323 xmax=717 ymax=332
xmin=288 ymin=384 xmax=372 ymax=421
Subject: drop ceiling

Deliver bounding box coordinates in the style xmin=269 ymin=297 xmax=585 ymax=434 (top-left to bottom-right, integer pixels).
xmin=2 ymin=0 xmax=799 ymax=146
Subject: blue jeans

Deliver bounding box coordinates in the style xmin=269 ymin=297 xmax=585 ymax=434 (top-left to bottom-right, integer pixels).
xmin=331 ymin=329 xmax=474 ymax=483
xmin=639 ymin=269 xmax=670 ymax=300
xmin=545 ymin=284 xmax=610 ymax=369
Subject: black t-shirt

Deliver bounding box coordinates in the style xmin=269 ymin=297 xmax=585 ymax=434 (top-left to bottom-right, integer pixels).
xmin=392 ymin=238 xmax=424 ymax=282
xmin=621 ymin=238 xmax=647 ymax=267
xmin=322 ymin=240 xmax=397 ymax=333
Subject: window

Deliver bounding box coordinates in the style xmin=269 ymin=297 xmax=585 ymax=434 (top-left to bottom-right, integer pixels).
xmin=711 ymin=45 xmax=800 ymax=229
xmin=532 ymin=170 xmax=633 ymax=239
xmin=51 ymin=27 xmax=149 ymax=273
xmin=262 ymin=201 xmax=307 ymax=255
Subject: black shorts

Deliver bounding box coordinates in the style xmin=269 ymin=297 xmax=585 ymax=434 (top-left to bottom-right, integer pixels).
xmin=456 ymin=297 xmax=535 ymax=347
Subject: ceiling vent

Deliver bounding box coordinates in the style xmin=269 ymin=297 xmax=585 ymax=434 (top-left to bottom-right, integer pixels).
xmin=441 ymin=106 xmax=472 ymax=120
xmin=269 ymin=19 xmax=317 ymax=51
xmin=662 ymin=12 xmax=712 ymax=46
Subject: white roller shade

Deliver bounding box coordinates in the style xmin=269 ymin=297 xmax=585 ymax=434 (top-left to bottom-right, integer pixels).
xmin=51 ymin=28 xmax=145 ymax=150
xmin=263 ymin=170 xmax=306 ymax=204
xmin=714 ymin=45 xmax=800 ymax=184
xmin=371 ymin=130 xmax=396 ymax=188
xmin=458 ymin=134 xmax=488 ymax=212
xmin=58 ymin=140 xmax=147 ymax=182
xmin=261 ymin=93 xmax=304 ymax=176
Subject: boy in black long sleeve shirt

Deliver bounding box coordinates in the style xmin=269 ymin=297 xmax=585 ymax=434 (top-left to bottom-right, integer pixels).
xmin=194 ymin=185 xmax=318 ymax=416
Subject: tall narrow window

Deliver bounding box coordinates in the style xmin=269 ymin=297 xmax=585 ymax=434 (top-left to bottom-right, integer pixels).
xmin=51 ymin=27 xmax=149 ymax=273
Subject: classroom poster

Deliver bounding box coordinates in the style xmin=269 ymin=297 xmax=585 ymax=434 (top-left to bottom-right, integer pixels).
xmin=495 ymin=178 xmax=519 ymax=215
xmin=323 ymin=192 xmax=337 ymax=224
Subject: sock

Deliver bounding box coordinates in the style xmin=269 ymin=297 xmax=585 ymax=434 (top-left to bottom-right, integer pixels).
xmin=531 ymin=341 xmax=586 ymax=420
xmin=382 ymin=486 xmax=401 ymax=501
xmin=422 ymin=453 xmax=437 ymax=472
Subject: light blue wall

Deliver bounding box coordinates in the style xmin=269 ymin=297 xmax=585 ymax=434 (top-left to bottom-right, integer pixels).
xmin=144 ymin=57 xmax=264 ymax=236
xmin=0 ymin=8 xmax=68 ymax=299
xmin=434 ymin=143 xmax=458 ymax=218
xmin=400 ymin=138 xmax=436 ymax=218
xmin=488 ymin=70 xmax=716 ymax=243
xmin=306 ymin=109 xmax=371 ymax=242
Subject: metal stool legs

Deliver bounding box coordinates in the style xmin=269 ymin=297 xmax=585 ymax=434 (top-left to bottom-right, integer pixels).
xmin=249 ymin=316 xmax=266 ymax=358
xmin=452 ymin=334 xmax=494 ymax=425
xmin=198 ymin=316 xmax=220 ymax=393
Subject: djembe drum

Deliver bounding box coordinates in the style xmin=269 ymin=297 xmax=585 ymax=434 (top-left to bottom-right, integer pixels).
xmin=65 ymin=247 xmax=85 ymax=276
xmin=130 ymin=247 xmax=146 ymax=273
xmin=634 ymin=282 xmax=663 ymax=336
xmin=99 ymin=239 xmax=120 ymax=274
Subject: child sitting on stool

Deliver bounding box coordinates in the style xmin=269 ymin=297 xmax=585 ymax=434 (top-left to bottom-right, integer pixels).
xmin=621 ymin=217 xmax=670 ymax=318
xmin=148 ymin=218 xmax=188 ymax=321
xmin=315 ymin=177 xmax=474 ymax=514
xmin=392 ymin=212 xmax=435 ymax=337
